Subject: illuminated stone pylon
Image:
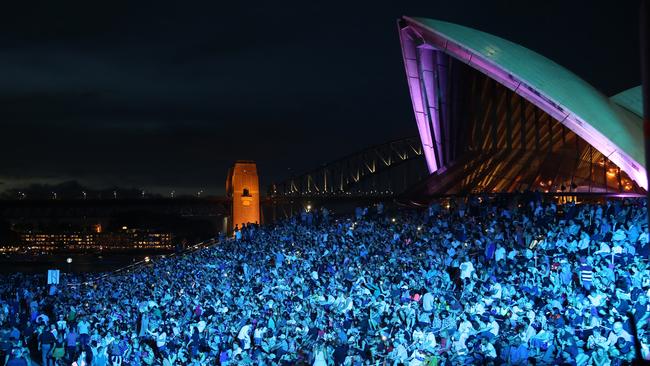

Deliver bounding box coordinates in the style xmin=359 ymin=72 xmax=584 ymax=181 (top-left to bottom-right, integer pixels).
xmin=226 ymin=161 xmax=260 ymax=231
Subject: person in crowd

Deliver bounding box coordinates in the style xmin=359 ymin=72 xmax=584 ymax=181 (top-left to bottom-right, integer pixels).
xmin=5 ymin=347 xmax=31 ymax=366
xmin=38 ymin=325 xmax=56 ymax=366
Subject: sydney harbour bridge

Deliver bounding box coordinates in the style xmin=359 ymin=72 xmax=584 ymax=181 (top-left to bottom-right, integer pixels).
xmin=0 ymin=136 xmax=427 ymax=228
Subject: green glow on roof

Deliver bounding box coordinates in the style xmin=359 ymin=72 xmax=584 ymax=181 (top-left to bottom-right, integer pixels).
xmin=611 ymin=86 xmax=643 ymax=118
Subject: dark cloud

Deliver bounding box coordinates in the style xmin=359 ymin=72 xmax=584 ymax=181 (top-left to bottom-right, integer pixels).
xmin=0 ymin=0 xmax=641 ymax=195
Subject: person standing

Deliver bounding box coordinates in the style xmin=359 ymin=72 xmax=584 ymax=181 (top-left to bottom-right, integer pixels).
xmin=94 ymin=345 xmax=108 ymax=366
xmin=51 ymin=335 xmax=65 ymax=364
xmin=459 ymin=256 xmax=475 ymax=281
xmin=578 ymin=258 xmax=593 ymax=291
xmin=66 ymin=326 xmax=78 ymax=362
xmin=38 ymin=326 xmax=56 ymax=366
xmin=234 ymin=225 xmax=242 ymax=241
xmin=138 ymin=312 xmax=149 ymax=338
xmin=312 ymin=342 xmax=327 ymax=366
xmin=77 ymin=317 xmax=91 ymax=346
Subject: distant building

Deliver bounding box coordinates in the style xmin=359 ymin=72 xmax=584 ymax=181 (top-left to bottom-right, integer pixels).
xmin=15 ymin=229 xmax=173 ymax=252
xmin=95 ymin=229 xmax=173 ymax=250
xmin=19 ymin=233 xmax=95 ymax=251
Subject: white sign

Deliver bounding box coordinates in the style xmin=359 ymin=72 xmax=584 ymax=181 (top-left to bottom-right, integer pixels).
xmin=47 ymin=269 xmax=60 ymax=285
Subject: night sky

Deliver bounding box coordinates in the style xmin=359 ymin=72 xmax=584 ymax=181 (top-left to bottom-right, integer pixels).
xmin=0 ymin=0 xmax=642 ymax=197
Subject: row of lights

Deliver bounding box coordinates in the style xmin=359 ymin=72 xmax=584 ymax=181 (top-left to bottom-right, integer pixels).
xmin=17 ymin=189 xmax=207 ymax=200
xmin=272 ymin=190 xmax=395 ymax=197
xmin=539 ymin=176 xmax=634 ymax=192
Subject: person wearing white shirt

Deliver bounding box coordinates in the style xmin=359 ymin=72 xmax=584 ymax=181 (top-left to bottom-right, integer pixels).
xmin=595 ymin=242 xmax=611 ymax=255
xmin=77 ymin=318 xmax=90 ymax=335
xmin=587 ymin=289 xmax=606 ymax=307
xmin=459 ymin=258 xmax=474 ymax=280
xmin=237 ymin=324 xmax=251 ymax=350
xmin=638 ymin=227 xmax=649 ymax=245
xmin=390 ymin=341 xmax=408 ymax=365
xmin=567 ymin=220 xmax=581 ymax=236
xmin=422 ymin=331 xmax=437 ymax=353
xmin=254 ymin=326 xmax=266 ymax=347
xmin=146 ymin=329 xmax=167 ymax=350
xmin=422 ymin=292 xmax=434 ymax=313
xmin=587 ymin=328 xmax=608 ymax=350
xmin=471 ymin=302 xmax=486 ymax=316
xmin=485 ymin=315 xmax=499 ymax=339
xmin=232 ymin=343 xmax=242 ymax=358
xmin=457 ymin=314 xmax=475 ymax=348
xmin=523 ymin=321 xmax=537 ymax=344
xmin=409 ymin=348 xmax=427 ymax=366
xmin=578 ymin=232 xmax=590 ymax=250
xmin=606 ymin=322 xmax=632 ymax=346
xmin=412 ymin=327 xmax=424 ymax=345
xmin=480 ymin=338 xmax=497 ymax=360
xmin=507 ymin=249 xmax=518 ymax=261
xmin=490 ymin=281 xmax=502 ymax=299
xmin=56 ymin=316 xmax=67 ymax=332
xmin=495 ymin=244 xmax=506 ymax=263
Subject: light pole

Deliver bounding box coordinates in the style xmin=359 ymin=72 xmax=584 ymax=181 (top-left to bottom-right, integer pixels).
xmin=66 ymin=257 xmax=72 ymax=274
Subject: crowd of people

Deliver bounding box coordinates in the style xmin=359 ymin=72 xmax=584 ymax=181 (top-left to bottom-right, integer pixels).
xmin=0 ymin=194 xmax=650 ymax=365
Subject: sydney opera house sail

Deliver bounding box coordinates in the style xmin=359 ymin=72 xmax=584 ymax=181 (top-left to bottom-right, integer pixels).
xmin=398 ymin=17 xmax=645 ymax=198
